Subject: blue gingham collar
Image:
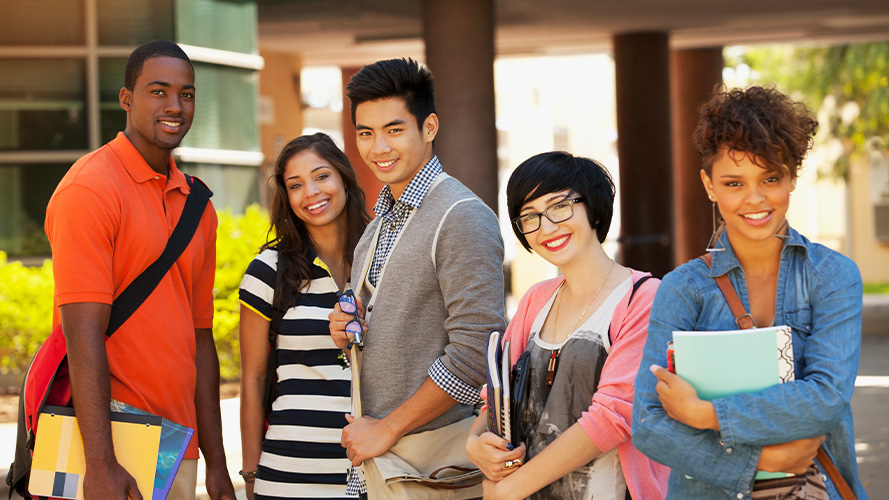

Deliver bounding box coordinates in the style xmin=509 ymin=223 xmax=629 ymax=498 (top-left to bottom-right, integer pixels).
xmin=372 ymin=155 xmax=442 ymax=217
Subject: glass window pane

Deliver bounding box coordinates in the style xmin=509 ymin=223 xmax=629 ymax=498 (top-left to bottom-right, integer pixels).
xmin=181 ymin=62 xmax=259 ymax=152
xmin=0 ymin=59 xmax=87 ymax=151
xmin=99 ymin=58 xmax=128 ymax=144
xmin=0 ymin=0 xmax=84 ymax=45
xmin=179 ymin=163 xmax=258 ymax=214
xmin=96 ymin=0 xmax=174 ymax=46
xmin=176 ymin=0 xmax=257 ymax=54
xmin=0 ymin=163 xmax=68 ymax=257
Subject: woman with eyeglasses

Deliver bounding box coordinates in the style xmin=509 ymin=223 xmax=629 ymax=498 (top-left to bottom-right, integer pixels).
xmin=465 ymin=151 xmax=669 ymax=500
xmin=632 ymin=86 xmax=867 ymax=499
xmin=238 ymin=133 xmax=370 ymax=499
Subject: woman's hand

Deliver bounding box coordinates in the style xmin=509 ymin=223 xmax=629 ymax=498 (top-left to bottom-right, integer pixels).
xmin=758 ymin=436 xmax=825 ymax=475
xmin=650 ymin=365 xmax=719 ymax=430
xmin=466 ymin=429 xmax=526 ymax=482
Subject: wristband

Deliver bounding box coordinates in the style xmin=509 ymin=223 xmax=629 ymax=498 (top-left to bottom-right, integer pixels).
xmin=239 ymin=469 xmax=258 ymax=483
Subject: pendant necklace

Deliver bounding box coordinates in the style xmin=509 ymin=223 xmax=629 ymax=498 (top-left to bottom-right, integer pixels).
xmin=546 ymin=260 xmax=616 ymax=386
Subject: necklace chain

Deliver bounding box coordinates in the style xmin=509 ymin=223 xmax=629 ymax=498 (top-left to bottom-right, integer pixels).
xmin=554 ymin=260 xmax=616 ymax=341
xmin=546 ymin=260 xmax=616 ymax=386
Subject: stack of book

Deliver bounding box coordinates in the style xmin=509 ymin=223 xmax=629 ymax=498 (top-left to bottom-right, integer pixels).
xmin=485 ymin=330 xmax=531 ymax=447
xmin=29 ymin=400 xmax=193 ymax=500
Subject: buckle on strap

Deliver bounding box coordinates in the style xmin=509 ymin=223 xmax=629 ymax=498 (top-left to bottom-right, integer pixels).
xmin=735 ymin=313 xmax=756 ymax=330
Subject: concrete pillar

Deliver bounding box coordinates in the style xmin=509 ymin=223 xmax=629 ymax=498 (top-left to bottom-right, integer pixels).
xmin=613 ymin=32 xmax=673 ymax=276
xmin=671 ymin=48 xmax=723 ymax=265
xmin=422 ymin=0 xmax=498 ymax=212
xmin=341 ymin=66 xmax=385 ymax=213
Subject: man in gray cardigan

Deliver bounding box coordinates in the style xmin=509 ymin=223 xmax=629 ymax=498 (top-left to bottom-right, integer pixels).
xmin=329 ymin=58 xmax=505 ymax=499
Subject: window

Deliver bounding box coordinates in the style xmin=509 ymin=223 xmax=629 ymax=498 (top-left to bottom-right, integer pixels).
xmin=0 ymin=59 xmax=87 ymax=151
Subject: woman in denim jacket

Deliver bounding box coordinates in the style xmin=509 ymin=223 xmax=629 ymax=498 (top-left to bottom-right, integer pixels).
xmin=632 ymin=86 xmax=868 ymax=500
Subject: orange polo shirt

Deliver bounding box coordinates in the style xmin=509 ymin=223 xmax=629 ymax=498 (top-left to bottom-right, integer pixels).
xmin=46 ymin=132 xmax=217 ymax=458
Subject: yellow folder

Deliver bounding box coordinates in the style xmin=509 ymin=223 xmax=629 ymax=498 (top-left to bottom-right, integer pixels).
xmin=29 ymin=405 xmax=162 ymax=500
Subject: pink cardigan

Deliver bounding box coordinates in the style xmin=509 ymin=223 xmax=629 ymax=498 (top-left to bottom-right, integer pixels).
xmin=503 ymin=270 xmax=669 ymax=500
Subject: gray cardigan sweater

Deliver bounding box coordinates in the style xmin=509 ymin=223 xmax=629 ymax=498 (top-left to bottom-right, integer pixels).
xmin=353 ymin=173 xmax=506 ymax=433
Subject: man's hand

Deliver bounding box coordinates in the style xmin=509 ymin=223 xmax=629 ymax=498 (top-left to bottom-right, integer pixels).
xmin=651 ymin=364 xmax=719 ymax=430
xmin=341 ymin=414 xmax=399 ymax=466
xmin=758 ymin=436 xmax=825 ymax=475
xmin=83 ymin=459 xmax=143 ymax=500
xmin=204 ymin=463 xmax=236 ymax=500
xmin=328 ymin=298 xmax=367 ymax=351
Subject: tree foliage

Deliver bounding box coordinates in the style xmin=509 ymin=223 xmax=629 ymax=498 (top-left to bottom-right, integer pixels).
xmin=728 ymin=41 xmax=889 ymax=178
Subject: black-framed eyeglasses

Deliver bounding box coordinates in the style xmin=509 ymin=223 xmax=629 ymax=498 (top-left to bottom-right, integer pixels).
xmin=337 ymin=288 xmax=364 ymax=349
xmin=511 ymin=197 xmax=585 ymax=234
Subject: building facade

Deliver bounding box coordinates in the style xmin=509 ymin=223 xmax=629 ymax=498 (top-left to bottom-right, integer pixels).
xmin=0 ymin=0 xmax=263 ymax=259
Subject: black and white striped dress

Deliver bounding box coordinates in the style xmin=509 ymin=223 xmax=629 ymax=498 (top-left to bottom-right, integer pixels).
xmin=239 ymin=249 xmax=354 ymax=499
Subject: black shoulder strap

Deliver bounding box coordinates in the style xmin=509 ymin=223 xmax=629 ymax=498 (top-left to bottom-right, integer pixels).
xmin=608 ymin=274 xmax=655 ymax=346
xmin=268 ymin=250 xmax=287 ymax=344
xmin=262 ymin=250 xmax=287 ymax=416
xmin=105 ymin=174 xmax=212 ymax=336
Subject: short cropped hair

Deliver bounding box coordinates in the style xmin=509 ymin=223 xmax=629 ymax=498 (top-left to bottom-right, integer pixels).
xmin=345 ymin=58 xmax=435 ymax=130
xmin=124 ymin=39 xmax=194 ymax=90
xmin=694 ymin=85 xmax=818 ymax=179
xmin=506 ymin=151 xmax=615 ymax=250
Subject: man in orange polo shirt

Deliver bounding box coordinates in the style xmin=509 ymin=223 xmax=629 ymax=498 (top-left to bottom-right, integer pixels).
xmin=45 ymin=40 xmax=236 ymax=500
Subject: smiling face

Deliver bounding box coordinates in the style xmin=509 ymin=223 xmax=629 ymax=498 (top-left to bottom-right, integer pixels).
xmin=519 ymin=189 xmax=595 ymax=268
xmin=120 ymin=56 xmax=195 ymax=173
xmin=283 ymin=149 xmax=348 ymax=231
xmin=702 ymin=148 xmax=793 ymax=251
xmin=354 ymin=97 xmax=438 ymax=199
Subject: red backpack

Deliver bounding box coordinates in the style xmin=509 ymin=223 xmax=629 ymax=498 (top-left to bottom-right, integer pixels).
xmin=6 ymin=175 xmax=211 ymax=499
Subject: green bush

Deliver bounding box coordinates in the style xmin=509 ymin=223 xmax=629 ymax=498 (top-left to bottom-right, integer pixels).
xmin=0 ymin=206 xmax=271 ymax=380
xmin=213 ymin=205 xmax=271 ymax=381
xmin=0 ymin=252 xmax=54 ymax=374
xmin=863 ymin=283 xmax=889 ymax=294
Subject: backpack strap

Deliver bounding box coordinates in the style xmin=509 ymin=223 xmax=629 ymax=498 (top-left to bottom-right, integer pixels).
xmin=608 ymin=273 xmax=656 ymax=347
xmin=698 ymin=252 xmax=756 ymax=330
xmin=262 ymin=249 xmax=287 ymax=416
xmin=106 ymin=174 xmax=212 ymax=335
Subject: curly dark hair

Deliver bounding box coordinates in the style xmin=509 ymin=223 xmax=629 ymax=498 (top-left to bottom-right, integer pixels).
xmin=262 ymin=133 xmax=370 ymax=311
xmin=694 ymin=85 xmax=818 ymax=179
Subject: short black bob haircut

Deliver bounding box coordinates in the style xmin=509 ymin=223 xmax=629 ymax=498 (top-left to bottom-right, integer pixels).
xmin=506 ymin=151 xmax=615 ymax=251
xmin=345 ymin=58 xmax=436 ymax=131
xmin=124 ymin=39 xmax=193 ymax=91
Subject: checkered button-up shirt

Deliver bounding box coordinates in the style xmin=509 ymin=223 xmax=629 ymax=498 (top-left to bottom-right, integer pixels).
xmin=346 ymin=156 xmax=481 ymax=495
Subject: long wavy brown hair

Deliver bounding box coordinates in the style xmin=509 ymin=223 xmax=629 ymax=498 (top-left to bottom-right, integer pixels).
xmin=261 ymin=133 xmax=370 ymax=311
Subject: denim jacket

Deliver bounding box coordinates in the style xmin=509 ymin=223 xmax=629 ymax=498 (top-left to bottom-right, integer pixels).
xmin=632 ymin=228 xmax=867 ymax=500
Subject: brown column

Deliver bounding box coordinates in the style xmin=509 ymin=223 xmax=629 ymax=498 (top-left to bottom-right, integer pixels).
xmin=422 ymin=0 xmax=498 ymax=212
xmin=613 ymin=32 xmax=673 ymax=276
xmin=342 ymin=66 xmax=385 ymax=213
xmin=671 ymin=48 xmax=723 ymax=265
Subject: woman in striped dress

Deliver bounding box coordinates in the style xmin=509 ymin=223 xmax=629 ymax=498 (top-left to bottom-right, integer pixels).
xmin=239 ymin=133 xmax=370 ymax=499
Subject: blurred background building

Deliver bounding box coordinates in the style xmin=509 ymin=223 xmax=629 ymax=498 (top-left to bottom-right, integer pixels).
xmin=1 ymin=0 xmax=888 ymax=292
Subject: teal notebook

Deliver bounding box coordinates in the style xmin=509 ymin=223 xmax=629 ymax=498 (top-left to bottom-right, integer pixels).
xmin=673 ymin=325 xmax=794 ymax=479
